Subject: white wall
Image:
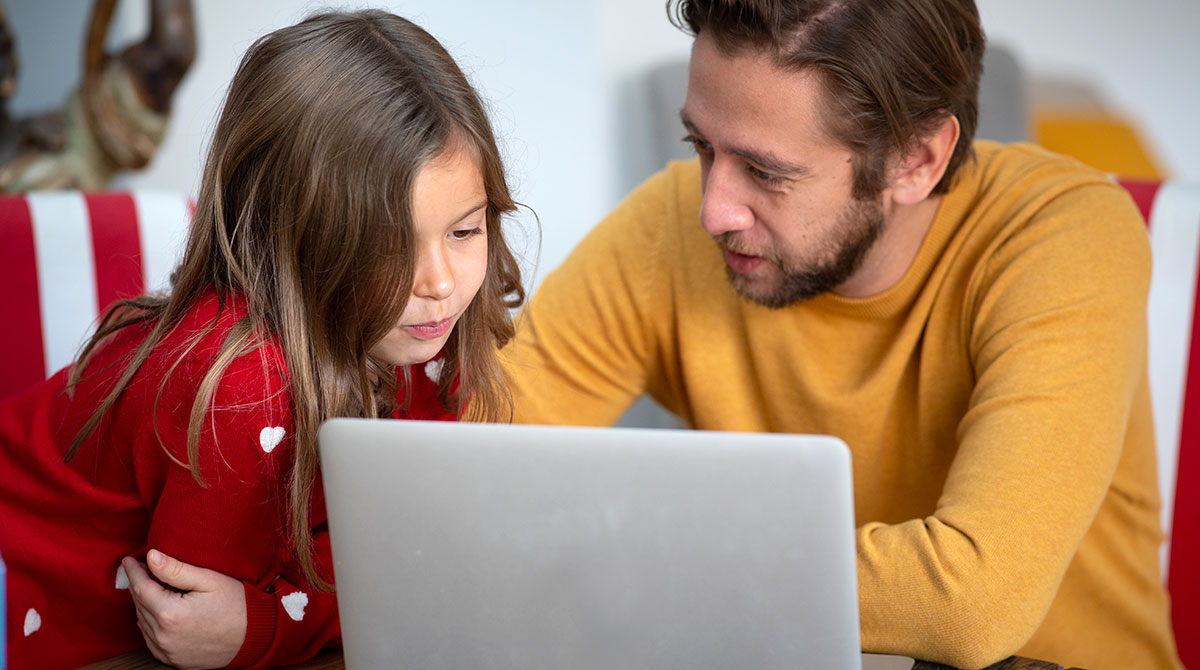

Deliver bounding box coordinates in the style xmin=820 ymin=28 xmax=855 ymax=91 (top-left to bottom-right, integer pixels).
xmin=596 ymin=0 xmax=1200 ymax=189
xmin=114 ymin=0 xmax=613 ymax=287
xmin=8 ymin=0 xmax=613 ymax=287
xmin=7 ymin=1 xmax=1200 ymax=286
xmin=978 ymin=0 xmax=1200 ymax=184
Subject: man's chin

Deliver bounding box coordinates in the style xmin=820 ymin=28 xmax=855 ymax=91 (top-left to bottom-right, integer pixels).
xmin=728 ymin=273 xmax=786 ymax=309
xmin=726 ymin=270 xmax=825 ymax=309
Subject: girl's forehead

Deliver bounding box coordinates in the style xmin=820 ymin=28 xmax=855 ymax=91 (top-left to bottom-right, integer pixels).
xmin=412 ymin=148 xmax=487 ymax=226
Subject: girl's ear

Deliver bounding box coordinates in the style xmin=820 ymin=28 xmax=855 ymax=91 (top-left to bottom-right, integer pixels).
xmin=887 ymin=114 xmax=960 ymax=206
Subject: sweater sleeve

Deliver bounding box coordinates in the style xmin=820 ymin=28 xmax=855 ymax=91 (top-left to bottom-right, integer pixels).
xmin=142 ymin=347 xmax=295 ymax=587
xmin=854 ymin=183 xmax=1152 ymax=668
xmin=228 ymin=527 xmax=341 ymax=668
xmin=227 ymin=362 xmax=456 ymax=667
xmin=504 ymin=165 xmax=675 ymax=426
xmin=136 ymin=346 xmax=337 ymax=667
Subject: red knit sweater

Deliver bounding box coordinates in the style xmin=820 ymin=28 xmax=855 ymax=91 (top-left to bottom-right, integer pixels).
xmin=0 ymin=291 xmax=457 ymax=669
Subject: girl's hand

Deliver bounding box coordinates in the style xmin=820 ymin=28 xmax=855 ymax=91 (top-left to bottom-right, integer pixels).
xmin=122 ymin=550 xmax=247 ymax=670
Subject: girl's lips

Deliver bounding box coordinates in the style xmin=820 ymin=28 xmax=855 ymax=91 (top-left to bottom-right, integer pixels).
xmin=402 ymin=317 xmax=454 ymax=340
xmin=723 ymin=247 xmax=766 ymax=275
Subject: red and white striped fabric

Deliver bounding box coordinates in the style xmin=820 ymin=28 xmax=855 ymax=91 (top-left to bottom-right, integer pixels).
xmin=1118 ymin=177 xmax=1200 ymax=665
xmin=0 ymin=190 xmax=192 ymax=400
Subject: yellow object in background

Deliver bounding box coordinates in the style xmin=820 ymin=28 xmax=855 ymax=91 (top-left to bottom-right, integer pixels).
xmin=1034 ymin=109 xmax=1165 ymax=180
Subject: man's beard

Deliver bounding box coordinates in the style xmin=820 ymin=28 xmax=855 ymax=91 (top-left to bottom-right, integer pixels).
xmin=717 ymin=196 xmax=885 ymax=309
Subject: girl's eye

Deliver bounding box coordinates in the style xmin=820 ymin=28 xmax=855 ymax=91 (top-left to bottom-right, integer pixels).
xmin=451 ymin=227 xmax=484 ymax=240
xmin=682 ymin=134 xmax=712 ymax=153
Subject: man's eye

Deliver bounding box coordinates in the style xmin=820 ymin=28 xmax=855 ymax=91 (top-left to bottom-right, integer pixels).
xmin=747 ymin=164 xmax=779 ymax=183
xmin=682 ymin=134 xmax=712 ymax=153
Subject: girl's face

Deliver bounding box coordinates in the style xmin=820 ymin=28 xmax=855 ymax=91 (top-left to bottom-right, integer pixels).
xmin=370 ymin=144 xmax=489 ymax=367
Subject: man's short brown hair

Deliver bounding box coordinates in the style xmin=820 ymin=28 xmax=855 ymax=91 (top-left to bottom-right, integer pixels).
xmin=670 ymin=0 xmax=985 ymax=199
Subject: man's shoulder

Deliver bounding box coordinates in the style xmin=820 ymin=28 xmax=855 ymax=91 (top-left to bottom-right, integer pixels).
xmin=953 ymin=141 xmax=1143 ymax=239
xmin=965 ymin=140 xmax=1122 ymax=202
xmin=624 ymin=157 xmax=704 ymax=219
xmin=949 ymin=141 xmax=1150 ymax=289
xmin=660 ymin=156 xmax=703 ymax=187
xmin=583 ymin=157 xmax=709 ymax=258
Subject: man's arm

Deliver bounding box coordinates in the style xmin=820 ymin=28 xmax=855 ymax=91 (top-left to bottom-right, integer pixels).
xmin=505 ymin=165 xmax=681 ymax=426
xmin=855 ymin=183 xmax=1153 ymax=668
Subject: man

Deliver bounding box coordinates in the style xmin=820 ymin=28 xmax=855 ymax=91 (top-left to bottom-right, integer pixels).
xmin=502 ymin=1 xmax=1180 ymax=668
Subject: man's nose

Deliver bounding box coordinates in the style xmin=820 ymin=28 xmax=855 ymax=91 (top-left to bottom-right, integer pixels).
xmin=699 ymin=159 xmax=754 ymax=236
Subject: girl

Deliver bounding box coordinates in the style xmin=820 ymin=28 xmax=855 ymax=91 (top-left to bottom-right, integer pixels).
xmin=0 ymin=9 xmax=524 ymax=669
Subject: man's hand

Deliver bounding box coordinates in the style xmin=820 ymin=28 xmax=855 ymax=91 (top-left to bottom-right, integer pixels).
xmin=122 ymin=550 xmax=247 ymax=670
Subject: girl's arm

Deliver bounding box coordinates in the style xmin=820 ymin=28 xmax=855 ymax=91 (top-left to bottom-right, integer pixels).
xmin=230 ymin=526 xmax=342 ymax=667
xmin=129 ymin=343 xmax=337 ymax=667
xmin=128 ymin=356 xmax=453 ymax=666
xmin=127 ymin=541 xmax=341 ymax=669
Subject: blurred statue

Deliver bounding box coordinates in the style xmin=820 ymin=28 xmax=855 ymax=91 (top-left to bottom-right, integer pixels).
xmin=0 ymin=0 xmax=195 ymax=191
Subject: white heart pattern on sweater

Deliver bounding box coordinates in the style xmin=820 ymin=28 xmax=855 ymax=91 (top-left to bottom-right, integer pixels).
xmin=424 ymin=358 xmax=444 ymax=382
xmin=24 ymin=608 xmax=41 ymax=636
xmin=281 ymin=591 xmax=309 ymax=621
xmin=259 ymin=426 xmax=286 ymax=454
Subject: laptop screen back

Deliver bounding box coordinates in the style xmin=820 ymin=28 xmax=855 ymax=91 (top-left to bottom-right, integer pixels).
xmin=319 ymin=419 xmax=861 ymax=670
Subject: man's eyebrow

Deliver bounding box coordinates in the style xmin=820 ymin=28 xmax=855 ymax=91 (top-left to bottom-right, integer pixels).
xmin=730 ymin=146 xmax=811 ymax=179
xmin=679 ymin=110 xmax=811 ymax=179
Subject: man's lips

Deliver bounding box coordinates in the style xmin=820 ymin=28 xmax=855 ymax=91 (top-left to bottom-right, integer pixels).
xmin=723 ymin=247 xmax=766 ymax=275
xmin=402 ymin=317 xmax=454 ymax=340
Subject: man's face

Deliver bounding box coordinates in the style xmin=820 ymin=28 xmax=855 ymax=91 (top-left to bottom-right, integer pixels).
xmin=682 ymin=32 xmax=886 ymax=308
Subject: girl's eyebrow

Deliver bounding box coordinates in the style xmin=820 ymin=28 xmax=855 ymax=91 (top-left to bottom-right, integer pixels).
xmin=452 ymin=200 xmax=488 ymax=224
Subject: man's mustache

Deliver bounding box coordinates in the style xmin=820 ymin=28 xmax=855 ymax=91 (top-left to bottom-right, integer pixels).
xmin=714 ymin=232 xmax=776 ymax=263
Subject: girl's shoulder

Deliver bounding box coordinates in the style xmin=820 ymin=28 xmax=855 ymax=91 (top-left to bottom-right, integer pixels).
xmin=162 ymin=290 xmax=288 ymax=393
xmin=47 ymin=289 xmax=291 ymax=467
xmin=132 ymin=290 xmax=294 ymax=465
xmin=93 ymin=289 xmax=291 ymax=419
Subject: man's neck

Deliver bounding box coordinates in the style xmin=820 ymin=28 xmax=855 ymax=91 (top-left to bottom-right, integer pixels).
xmin=834 ymin=195 xmax=942 ymax=299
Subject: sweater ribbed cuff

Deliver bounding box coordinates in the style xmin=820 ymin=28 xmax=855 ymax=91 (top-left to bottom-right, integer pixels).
xmin=226 ymin=582 xmax=277 ymax=668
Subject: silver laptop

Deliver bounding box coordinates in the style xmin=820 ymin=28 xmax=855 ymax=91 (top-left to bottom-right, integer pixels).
xmin=319 ymin=419 xmax=870 ymax=669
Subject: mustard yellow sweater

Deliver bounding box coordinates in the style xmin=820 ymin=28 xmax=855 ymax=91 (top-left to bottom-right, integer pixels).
xmin=503 ymin=142 xmax=1181 ymax=669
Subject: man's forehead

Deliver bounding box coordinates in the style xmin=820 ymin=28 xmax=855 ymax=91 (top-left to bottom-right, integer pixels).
xmin=684 ymin=33 xmax=841 ymax=156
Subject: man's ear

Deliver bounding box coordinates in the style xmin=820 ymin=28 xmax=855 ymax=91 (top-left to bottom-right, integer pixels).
xmin=888 ymin=114 xmax=960 ymax=206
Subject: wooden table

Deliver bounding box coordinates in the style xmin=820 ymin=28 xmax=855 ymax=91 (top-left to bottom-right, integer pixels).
xmin=84 ymin=649 xmax=1082 ymax=669
xmin=81 ymin=649 xmax=345 ymax=669
xmin=917 ymin=657 xmax=1082 ymax=670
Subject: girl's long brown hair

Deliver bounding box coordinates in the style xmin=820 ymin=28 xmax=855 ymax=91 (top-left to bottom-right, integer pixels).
xmin=65 ymin=10 xmax=525 ymax=589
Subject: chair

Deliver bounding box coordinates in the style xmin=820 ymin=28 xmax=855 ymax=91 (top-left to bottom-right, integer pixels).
xmin=1118 ymin=177 xmax=1200 ymax=665
xmin=0 ymin=190 xmax=192 ymax=400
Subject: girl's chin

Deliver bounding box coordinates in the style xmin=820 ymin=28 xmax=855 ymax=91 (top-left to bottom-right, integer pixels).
xmin=372 ymin=339 xmax=447 ymax=368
